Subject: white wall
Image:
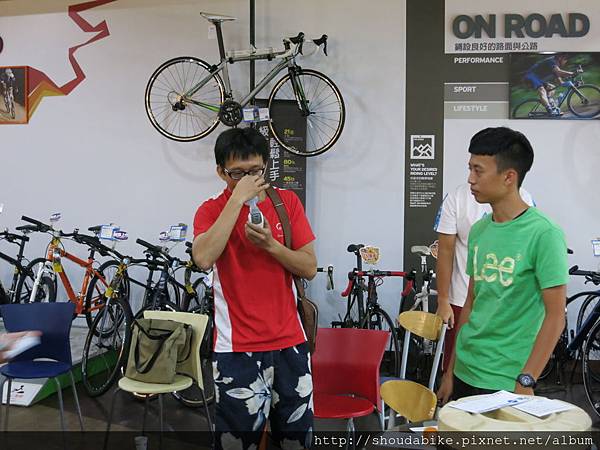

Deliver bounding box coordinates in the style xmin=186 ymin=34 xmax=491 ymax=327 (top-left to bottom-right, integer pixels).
xmin=0 ymin=0 xmax=406 ymax=323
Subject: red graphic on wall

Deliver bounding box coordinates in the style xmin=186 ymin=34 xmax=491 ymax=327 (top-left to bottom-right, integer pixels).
xmin=27 ymin=0 xmax=116 ymax=118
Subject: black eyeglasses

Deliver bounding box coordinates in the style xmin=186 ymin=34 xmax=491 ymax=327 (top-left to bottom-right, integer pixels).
xmin=222 ymin=167 xmax=266 ymax=180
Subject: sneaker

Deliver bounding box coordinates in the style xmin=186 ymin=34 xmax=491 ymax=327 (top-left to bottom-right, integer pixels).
xmin=547 ymin=107 xmax=563 ymax=117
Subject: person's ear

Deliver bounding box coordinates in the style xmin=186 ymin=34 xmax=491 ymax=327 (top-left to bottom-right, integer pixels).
xmin=216 ymin=166 xmax=226 ymax=181
xmin=504 ymin=168 xmax=519 ymax=187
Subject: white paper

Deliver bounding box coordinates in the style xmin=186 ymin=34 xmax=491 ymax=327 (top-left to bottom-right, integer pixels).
xmin=448 ymin=390 xmax=531 ymax=413
xmin=592 ymin=239 xmax=600 ymax=257
xmin=409 ymin=425 xmax=438 ymax=433
xmin=512 ymin=398 xmax=575 ymax=418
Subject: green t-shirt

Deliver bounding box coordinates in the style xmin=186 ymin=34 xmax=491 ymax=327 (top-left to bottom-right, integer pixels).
xmin=454 ymin=207 xmax=568 ymax=391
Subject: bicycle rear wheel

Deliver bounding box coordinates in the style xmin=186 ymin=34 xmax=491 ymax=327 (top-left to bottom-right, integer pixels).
xmin=268 ymin=69 xmax=345 ymax=157
xmin=567 ymin=85 xmax=600 ymax=118
xmin=512 ymin=99 xmax=545 ymax=119
xmin=81 ymin=295 xmax=133 ymax=397
xmin=583 ymin=319 xmax=600 ymax=417
xmin=172 ymin=304 xmax=215 ymax=408
xmin=14 ymin=258 xmax=56 ymax=303
xmin=145 ymin=56 xmax=225 ymax=142
xmin=361 ymin=308 xmax=400 ymax=377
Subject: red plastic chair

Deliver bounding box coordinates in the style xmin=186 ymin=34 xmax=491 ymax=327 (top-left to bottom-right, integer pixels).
xmin=312 ymin=328 xmax=390 ymax=438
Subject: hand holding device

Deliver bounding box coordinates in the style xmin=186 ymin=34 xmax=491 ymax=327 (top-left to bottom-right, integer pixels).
xmin=246 ymin=197 xmax=264 ymax=228
xmin=0 ymin=332 xmax=42 ymax=361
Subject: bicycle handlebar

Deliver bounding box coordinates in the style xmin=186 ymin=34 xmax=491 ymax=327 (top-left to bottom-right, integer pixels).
xmin=0 ymin=230 xmax=29 ymax=243
xmin=340 ymin=270 xmax=411 ymax=297
xmin=20 ymin=216 xmax=52 ymax=232
xmin=136 ymin=238 xmax=176 ymax=264
xmin=569 ymin=265 xmax=600 ymax=285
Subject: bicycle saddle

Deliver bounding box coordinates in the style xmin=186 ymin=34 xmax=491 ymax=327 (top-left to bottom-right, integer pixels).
xmin=200 ymin=12 xmax=236 ymax=23
xmin=411 ymin=245 xmax=431 ymax=256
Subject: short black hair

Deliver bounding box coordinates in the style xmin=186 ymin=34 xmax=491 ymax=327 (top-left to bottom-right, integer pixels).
xmin=468 ymin=127 xmax=534 ymax=187
xmin=214 ymin=127 xmax=269 ymax=167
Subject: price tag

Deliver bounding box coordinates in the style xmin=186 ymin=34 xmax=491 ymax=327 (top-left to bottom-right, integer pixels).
xmin=99 ymin=224 xmax=119 ymax=241
xmin=242 ymin=107 xmax=270 ymax=123
xmin=592 ymin=239 xmax=600 ymax=257
xmin=169 ymin=224 xmax=188 ymax=242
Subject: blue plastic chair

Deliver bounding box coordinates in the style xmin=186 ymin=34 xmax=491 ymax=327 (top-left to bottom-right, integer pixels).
xmin=0 ymin=302 xmax=84 ymax=431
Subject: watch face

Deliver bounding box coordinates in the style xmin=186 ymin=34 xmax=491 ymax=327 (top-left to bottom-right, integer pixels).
xmin=518 ymin=374 xmax=535 ymax=387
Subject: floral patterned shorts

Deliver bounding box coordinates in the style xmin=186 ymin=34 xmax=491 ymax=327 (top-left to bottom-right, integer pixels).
xmin=212 ymin=343 xmax=313 ymax=449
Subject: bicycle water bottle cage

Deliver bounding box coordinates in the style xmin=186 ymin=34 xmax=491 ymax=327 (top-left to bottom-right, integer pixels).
xmin=219 ymin=100 xmax=243 ymax=126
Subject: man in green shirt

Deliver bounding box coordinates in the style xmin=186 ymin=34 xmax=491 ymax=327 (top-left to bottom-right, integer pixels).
xmin=437 ymin=127 xmax=568 ymax=402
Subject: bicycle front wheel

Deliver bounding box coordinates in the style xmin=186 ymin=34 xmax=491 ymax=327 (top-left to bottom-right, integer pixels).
xmin=583 ymin=319 xmax=600 ymax=417
xmin=512 ymin=99 xmax=545 ymax=119
xmin=361 ymin=308 xmax=400 ymax=377
xmin=145 ymin=56 xmax=225 ymax=142
xmin=81 ymin=295 xmax=133 ymax=397
xmin=567 ymin=85 xmax=600 ymax=118
xmin=577 ymin=294 xmax=600 ymax=333
xmin=269 ymin=69 xmax=345 ymax=157
xmin=14 ymin=258 xmax=56 ymax=303
xmin=85 ymin=260 xmax=130 ymax=330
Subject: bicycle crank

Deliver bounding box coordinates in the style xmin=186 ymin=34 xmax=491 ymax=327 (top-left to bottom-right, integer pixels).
xmin=218 ymin=100 xmax=243 ymax=127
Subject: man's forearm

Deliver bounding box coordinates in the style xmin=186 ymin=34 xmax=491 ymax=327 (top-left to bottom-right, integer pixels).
xmin=521 ymin=310 xmax=565 ymax=380
xmin=436 ymin=233 xmax=457 ymax=305
xmin=266 ymin=241 xmax=317 ymax=280
xmin=193 ymin=197 xmax=244 ymax=270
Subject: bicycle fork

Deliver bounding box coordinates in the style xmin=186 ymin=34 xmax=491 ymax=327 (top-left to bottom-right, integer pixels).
xmin=288 ymin=67 xmax=310 ymax=116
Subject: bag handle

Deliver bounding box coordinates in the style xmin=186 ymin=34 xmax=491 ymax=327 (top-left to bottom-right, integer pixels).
xmin=265 ymin=187 xmax=306 ymax=298
xmin=133 ymin=319 xmax=175 ymax=374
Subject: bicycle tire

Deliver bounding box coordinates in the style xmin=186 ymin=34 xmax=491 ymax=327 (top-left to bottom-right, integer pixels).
xmin=0 ymin=283 xmax=8 ymax=305
xmin=511 ymin=99 xmax=546 ymax=119
xmin=361 ymin=308 xmax=400 ymax=377
xmin=81 ymin=295 xmax=133 ymax=397
xmin=14 ymin=258 xmax=56 ymax=303
xmin=577 ymin=294 xmax=600 ymax=334
xmin=567 ymin=84 xmax=600 ymax=118
xmin=582 ymin=318 xmax=600 ymax=417
xmin=145 ymin=56 xmax=225 ymax=142
xmin=85 ymin=260 xmax=130 ymax=330
xmin=180 ymin=277 xmax=211 ymax=313
xmin=172 ymin=304 xmax=215 ymax=408
xmin=268 ymin=69 xmax=345 ymax=157
xmin=135 ymin=284 xmax=181 ymax=319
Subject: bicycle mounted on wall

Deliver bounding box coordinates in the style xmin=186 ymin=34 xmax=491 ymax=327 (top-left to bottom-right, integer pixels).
xmin=145 ymin=12 xmax=345 ymax=156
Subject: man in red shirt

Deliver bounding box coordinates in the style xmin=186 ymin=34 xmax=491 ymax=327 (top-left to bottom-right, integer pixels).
xmin=193 ymin=127 xmax=317 ymax=449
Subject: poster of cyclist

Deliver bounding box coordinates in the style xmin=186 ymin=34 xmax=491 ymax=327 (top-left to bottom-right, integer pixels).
xmin=510 ymin=53 xmax=600 ymax=120
xmin=0 ymin=66 xmax=28 ymax=124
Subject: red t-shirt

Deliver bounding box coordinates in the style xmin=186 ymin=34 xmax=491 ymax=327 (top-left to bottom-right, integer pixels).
xmin=193 ymin=188 xmax=315 ymax=352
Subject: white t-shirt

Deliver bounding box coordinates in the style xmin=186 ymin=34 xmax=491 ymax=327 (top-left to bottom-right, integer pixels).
xmin=433 ymin=183 xmax=534 ymax=307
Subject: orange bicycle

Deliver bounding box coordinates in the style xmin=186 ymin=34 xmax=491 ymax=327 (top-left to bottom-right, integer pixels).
xmin=15 ymin=215 xmax=129 ymax=328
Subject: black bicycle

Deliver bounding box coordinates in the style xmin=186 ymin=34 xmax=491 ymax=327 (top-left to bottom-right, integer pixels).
xmin=0 ymin=225 xmax=50 ymax=304
xmin=333 ymin=244 xmax=407 ymax=377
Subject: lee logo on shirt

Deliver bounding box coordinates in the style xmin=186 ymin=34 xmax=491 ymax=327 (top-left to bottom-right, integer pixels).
xmin=472 ymin=246 xmax=515 ymax=287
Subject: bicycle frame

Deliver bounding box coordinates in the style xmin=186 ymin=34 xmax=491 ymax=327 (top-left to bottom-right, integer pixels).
xmin=30 ymin=236 xmax=107 ymax=314
xmin=0 ymin=244 xmax=29 ymax=302
xmin=185 ymin=19 xmax=301 ymax=110
xmin=186 ymin=54 xmax=294 ymax=110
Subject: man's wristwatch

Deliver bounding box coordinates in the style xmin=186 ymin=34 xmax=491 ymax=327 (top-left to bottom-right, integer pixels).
xmin=516 ymin=373 xmax=537 ymax=389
